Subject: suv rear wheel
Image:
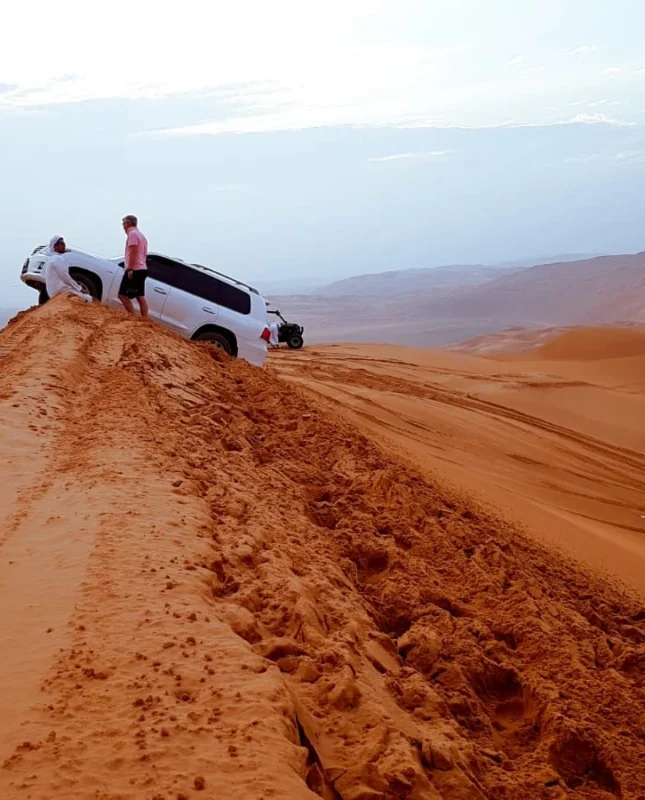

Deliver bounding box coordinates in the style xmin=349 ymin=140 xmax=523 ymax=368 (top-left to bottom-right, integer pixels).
xmin=194 ymin=330 xmax=233 ymax=355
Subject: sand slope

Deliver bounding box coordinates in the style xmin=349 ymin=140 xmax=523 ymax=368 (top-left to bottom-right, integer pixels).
xmin=531 ymin=326 xmax=645 ymax=361
xmin=452 ymin=325 xmax=645 ymax=389
xmin=448 ymin=323 xmax=645 ymax=358
xmin=2 ymin=300 xmax=645 ymax=798
xmin=274 ymin=342 xmax=645 ymax=591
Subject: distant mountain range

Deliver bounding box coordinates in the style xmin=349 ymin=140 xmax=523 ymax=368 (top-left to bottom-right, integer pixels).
xmin=268 ymin=251 xmax=645 ymax=347
xmin=257 ymin=254 xmax=598 ymax=298
xmin=318 ymin=264 xmax=519 ymax=297
xmin=419 ymin=252 xmax=645 ymax=328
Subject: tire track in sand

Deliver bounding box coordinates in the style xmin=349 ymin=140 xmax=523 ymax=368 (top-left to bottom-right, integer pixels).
xmin=274 ymin=352 xmax=645 ymax=592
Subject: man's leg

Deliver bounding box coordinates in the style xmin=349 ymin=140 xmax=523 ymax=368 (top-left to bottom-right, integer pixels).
xmin=136 ymin=296 xmax=149 ymax=318
xmin=119 ymin=294 xmax=135 ymax=314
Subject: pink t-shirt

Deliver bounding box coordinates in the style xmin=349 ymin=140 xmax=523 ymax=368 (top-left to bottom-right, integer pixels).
xmin=125 ymin=227 xmax=148 ymax=270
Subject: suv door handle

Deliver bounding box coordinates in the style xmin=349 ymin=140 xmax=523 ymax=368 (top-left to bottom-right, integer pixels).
xmin=202 ymin=307 xmax=215 ymax=314
xmin=154 ymin=287 xmax=168 ymax=295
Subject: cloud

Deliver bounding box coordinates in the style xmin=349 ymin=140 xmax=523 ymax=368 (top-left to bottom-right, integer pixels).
xmin=569 ymin=45 xmax=598 ymax=56
xmin=615 ymin=150 xmax=645 ymax=161
xmin=480 ymin=113 xmax=634 ymax=130
xmin=367 ymin=150 xmax=453 ymax=163
xmin=514 ymin=112 xmax=633 ymax=128
xmin=149 ymin=110 xmax=636 ymax=137
xmin=563 ymin=153 xmax=601 ymax=163
xmin=565 ymin=149 xmax=645 ymax=164
xmin=548 ymin=112 xmax=633 ymax=127
xmin=0 ymin=3 xmax=636 ymax=141
xmin=0 ymin=15 xmax=465 ymax=112
xmin=603 ymin=67 xmax=621 ymax=75
xmin=569 ymin=99 xmax=619 ymax=108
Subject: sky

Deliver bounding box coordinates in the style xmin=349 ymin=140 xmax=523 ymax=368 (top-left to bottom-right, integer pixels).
xmin=2 ymin=0 xmax=645 ymax=305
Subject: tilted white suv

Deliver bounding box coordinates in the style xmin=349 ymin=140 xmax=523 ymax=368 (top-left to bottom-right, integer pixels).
xmin=20 ymin=247 xmax=271 ymax=367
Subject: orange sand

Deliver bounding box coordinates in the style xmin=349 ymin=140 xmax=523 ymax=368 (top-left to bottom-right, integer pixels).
xmin=1 ymin=300 xmax=645 ymax=799
xmin=532 ymin=327 xmax=645 ymax=361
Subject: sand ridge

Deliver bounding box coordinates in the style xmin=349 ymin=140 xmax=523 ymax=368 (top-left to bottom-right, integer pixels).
xmin=1 ymin=299 xmax=645 ymax=798
xmin=530 ymin=326 xmax=645 ymax=361
xmin=449 ymin=323 xmax=645 ymax=358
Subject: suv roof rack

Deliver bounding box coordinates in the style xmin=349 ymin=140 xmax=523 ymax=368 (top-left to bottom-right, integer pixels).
xmin=192 ymin=264 xmax=260 ymax=295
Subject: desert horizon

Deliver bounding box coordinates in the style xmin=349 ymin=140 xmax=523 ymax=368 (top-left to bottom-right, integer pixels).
xmin=8 ymin=247 xmax=645 ymax=351
xmin=261 ymin=249 xmax=645 ymax=349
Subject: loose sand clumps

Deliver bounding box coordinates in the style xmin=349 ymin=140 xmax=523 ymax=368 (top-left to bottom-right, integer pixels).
xmin=0 ymin=296 xmax=644 ymax=799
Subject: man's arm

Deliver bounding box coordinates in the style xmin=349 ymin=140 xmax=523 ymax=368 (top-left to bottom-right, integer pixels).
xmin=52 ymin=256 xmax=83 ymax=291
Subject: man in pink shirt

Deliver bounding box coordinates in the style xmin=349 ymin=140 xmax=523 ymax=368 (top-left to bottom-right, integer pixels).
xmin=119 ymin=214 xmax=149 ymax=317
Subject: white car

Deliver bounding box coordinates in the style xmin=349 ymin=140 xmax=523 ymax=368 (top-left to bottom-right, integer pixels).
xmin=20 ymin=246 xmax=271 ymax=367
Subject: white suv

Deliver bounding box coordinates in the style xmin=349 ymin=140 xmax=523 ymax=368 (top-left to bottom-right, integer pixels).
xmin=20 ymin=246 xmax=270 ymax=367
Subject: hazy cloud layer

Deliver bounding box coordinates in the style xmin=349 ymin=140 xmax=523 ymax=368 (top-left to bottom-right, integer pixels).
xmin=2 ymin=0 xmax=645 ymax=306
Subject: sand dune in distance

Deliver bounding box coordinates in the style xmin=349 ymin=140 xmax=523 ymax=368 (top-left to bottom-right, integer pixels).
xmin=532 ymin=326 xmax=645 ymax=361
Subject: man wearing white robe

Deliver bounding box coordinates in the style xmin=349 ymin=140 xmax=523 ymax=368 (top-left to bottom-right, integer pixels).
xmin=43 ymin=235 xmax=93 ymax=303
xmin=269 ymin=320 xmax=280 ymax=347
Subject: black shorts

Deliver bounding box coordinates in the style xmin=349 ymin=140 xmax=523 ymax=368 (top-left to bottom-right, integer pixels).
xmin=119 ymin=269 xmax=148 ymax=299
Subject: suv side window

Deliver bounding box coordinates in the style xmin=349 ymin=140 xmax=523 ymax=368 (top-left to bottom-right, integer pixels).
xmin=146 ymin=255 xmax=179 ymax=285
xmin=200 ymin=277 xmax=251 ymax=315
xmin=146 ymin=256 xmax=251 ymax=315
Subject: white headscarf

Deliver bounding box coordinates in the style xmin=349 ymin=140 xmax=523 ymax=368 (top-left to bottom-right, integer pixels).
xmin=47 ymin=235 xmax=64 ymax=256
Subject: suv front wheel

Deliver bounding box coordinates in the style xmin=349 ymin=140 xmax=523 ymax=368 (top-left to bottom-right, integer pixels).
xmin=69 ymin=271 xmax=100 ymax=299
xmin=194 ymin=330 xmax=233 ymax=355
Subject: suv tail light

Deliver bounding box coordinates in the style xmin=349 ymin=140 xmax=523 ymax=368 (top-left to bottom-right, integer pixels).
xmin=260 ymin=327 xmax=271 ymax=342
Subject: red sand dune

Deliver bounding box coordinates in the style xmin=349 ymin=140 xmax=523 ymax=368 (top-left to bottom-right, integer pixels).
xmin=531 ymin=326 xmax=645 ymax=361
xmin=447 ymin=327 xmax=569 ymax=356
xmin=1 ymin=299 xmax=645 ymax=798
